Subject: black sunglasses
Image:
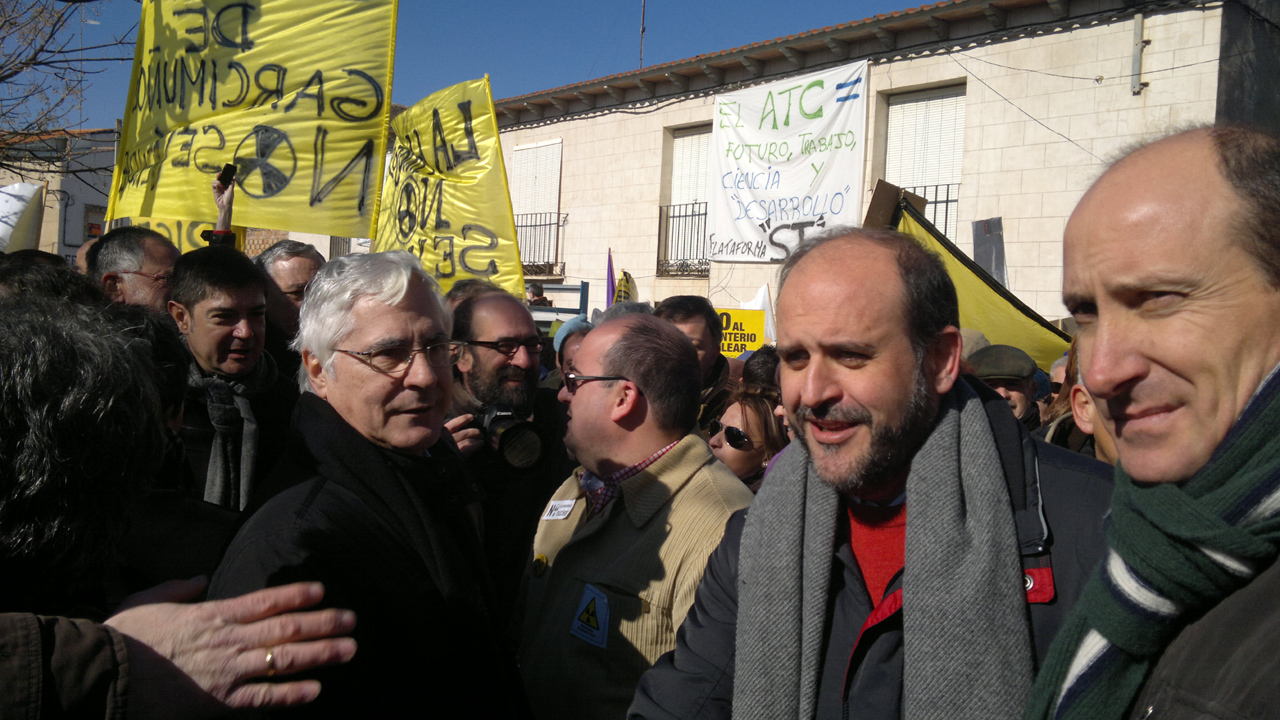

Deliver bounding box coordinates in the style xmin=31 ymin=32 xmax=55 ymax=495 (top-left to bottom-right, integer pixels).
xmin=708 ymin=419 xmax=753 ymax=450
xmin=467 ymin=338 xmax=543 ymax=357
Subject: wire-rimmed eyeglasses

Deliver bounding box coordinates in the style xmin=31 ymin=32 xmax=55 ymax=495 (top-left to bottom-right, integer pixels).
xmin=334 ymin=340 xmax=465 ymax=373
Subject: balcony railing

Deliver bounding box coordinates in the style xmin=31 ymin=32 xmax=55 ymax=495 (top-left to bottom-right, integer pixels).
xmin=657 ymin=201 xmax=709 ymax=277
xmin=902 ymin=183 xmax=960 ymax=240
xmin=515 ymin=212 xmax=566 ymax=276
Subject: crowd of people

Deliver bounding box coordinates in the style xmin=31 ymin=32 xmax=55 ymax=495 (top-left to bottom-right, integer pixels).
xmin=0 ymin=123 xmax=1277 ymax=719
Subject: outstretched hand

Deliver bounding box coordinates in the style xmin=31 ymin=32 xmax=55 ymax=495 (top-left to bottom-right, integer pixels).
xmin=105 ymin=580 xmax=357 ymax=718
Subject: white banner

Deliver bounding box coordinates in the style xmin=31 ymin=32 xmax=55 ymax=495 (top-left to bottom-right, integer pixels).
xmin=0 ymin=183 xmax=46 ymax=253
xmin=708 ymin=62 xmax=868 ymax=263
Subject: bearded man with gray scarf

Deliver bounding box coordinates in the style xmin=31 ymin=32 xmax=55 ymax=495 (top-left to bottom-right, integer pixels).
xmin=630 ymin=228 xmax=1113 ymax=720
xmin=168 ymin=245 xmax=298 ymax=512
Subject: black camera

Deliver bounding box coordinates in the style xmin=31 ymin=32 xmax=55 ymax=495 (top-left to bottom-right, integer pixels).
xmin=474 ymin=405 xmax=544 ymax=471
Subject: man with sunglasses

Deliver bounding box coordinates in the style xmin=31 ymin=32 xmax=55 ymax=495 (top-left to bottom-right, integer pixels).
xmin=447 ymin=290 xmax=575 ymax=620
xmin=211 ymin=251 xmax=529 ymax=717
xmin=94 ymin=226 xmax=180 ymax=311
xmin=517 ymin=313 xmax=754 ymax=720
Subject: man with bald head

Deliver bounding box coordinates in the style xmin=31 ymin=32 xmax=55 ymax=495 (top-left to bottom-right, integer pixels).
xmin=520 ymin=313 xmax=753 ymax=719
xmin=632 ymin=227 xmax=1112 ymax=720
xmin=1026 ymin=126 xmax=1280 ymax=720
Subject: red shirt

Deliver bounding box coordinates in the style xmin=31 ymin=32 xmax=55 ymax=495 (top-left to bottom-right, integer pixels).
xmin=847 ymin=502 xmax=907 ymax=605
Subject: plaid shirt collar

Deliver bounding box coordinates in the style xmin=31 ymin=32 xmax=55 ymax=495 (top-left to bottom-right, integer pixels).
xmin=580 ymin=439 xmax=681 ymax=518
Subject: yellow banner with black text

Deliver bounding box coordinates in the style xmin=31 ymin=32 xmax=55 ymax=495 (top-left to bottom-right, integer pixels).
xmin=373 ymin=76 xmax=524 ymax=298
xmin=107 ymin=0 xmax=396 ymax=239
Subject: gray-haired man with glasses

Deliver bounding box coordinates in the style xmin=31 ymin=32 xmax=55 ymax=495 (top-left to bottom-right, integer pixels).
xmin=209 ymin=251 xmax=529 ymax=717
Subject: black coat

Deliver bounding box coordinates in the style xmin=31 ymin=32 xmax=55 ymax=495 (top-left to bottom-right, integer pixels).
xmin=1128 ymin=555 xmax=1280 ymax=719
xmin=630 ymin=378 xmax=1115 ymax=720
xmin=180 ymin=352 xmax=299 ymax=511
xmin=465 ymin=387 xmax=575 ymax=623
xmin=209 ymin=393 xmax=527 ymax=718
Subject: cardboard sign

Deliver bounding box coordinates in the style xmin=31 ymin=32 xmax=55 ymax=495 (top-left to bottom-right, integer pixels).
xmin=715 ymin=308 xmax=767 ymax=355
xmin=107 ymin=0 xmax=396 ymax=239
xmin=373 ymin=76 xmax=525 ymax=298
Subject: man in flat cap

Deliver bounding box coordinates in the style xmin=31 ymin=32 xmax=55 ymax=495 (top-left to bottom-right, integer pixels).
xmin=970 ymin=344 xmax=1041 ymax=431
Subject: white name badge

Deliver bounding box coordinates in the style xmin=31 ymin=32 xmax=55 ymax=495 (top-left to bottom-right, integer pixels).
xmin=570 ymin=583 xmax=610 ymax=648
xmin=542 ymin=500 xmax=576 ymax=520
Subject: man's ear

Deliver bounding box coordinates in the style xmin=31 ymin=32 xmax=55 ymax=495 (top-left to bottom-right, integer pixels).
xmin=101 ymin=272 xmax=125 ymax=303
xmin=457 ymin=346 xmax=474 ymax=375
xmin=926 ymin=326 xmax=963 ymax=395
xmin=168 ymin=300 xmax=192 ymax=335
xmin=608 ymin=381 xmax=643 ymax=424
xmin=303 ymin=349 xmax=329 ymax=398
xmin=1071 ymin=384 xmax=1095 ymax=435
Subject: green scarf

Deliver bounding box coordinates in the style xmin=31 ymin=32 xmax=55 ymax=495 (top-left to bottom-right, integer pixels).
xmin=1025 ymin=367 xmax=1280 ymax=720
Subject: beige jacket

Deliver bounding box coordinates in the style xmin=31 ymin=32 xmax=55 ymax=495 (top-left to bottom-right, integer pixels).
xmin=517 ymin=434 xmax=753 ymax=719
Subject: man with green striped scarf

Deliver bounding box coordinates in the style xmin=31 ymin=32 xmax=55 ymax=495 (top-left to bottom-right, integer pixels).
xmin=1027 ymin=125 xmax=1280 ymax=720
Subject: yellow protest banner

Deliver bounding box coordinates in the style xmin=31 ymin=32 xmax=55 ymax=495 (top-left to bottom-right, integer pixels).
xmin=373 ymin=76 xmax=524 ymax=297
xmin=896 ymin=204 xmax=1069 ymax=370
xmin=119 ymin=217 xmax=246 ymax=253
xmin=107 ymin=0 xmax=396 ymax=239
xmin=613 ymin=270 xmax=638 ymax=304
xmin=715 ymin=308 xmax=767 ymax=355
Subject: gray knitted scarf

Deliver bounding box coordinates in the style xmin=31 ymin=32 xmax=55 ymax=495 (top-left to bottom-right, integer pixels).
xmin=735 ymin=380 xmax=1034 ymax=719
xmin=187 ymin=352 xmax=276 ymax=511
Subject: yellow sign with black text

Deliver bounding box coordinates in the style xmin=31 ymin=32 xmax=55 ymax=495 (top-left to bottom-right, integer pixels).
xmin=373 ymin=76 xmax=524 ymax=298
xmin=716 ymin=308 xmax=766 ymax=355
xmin=119 ymin=217 xmax=246 ymax=253
xmin=107 ymin=0 xmax=397 ymax=238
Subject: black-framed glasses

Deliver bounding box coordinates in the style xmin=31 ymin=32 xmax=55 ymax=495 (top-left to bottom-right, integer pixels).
xmin=335 ymin=340 xmax=465 ymax=373
xmin=708 ymin=419 xmax=754 ymax=450
xmin=119 ymin=270 xmax=171 ymax=286
xmin=466 ymin=338 xmax=543 ymax=357
xmin=1050 ymin=381 xmax=1063 ymax=393
xmin=563 ymin=371 xmax=629 ymax=394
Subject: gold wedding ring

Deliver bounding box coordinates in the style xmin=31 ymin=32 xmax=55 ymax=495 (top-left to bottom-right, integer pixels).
xmin=265 ymin=647 xmax=277 ymax=677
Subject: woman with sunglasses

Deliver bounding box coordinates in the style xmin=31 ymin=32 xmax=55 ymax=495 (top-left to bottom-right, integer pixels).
xmin=708 ymin=388 xmax=789 ymax=493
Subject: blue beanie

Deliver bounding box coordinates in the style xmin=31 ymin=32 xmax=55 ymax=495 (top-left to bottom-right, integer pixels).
xmin=553 ymin=314 xmax=593 ymax=352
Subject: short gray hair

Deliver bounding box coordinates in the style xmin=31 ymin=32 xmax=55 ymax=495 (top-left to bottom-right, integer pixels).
xmin=95 ymin=227 xmax=170 ymax=277
xmin=255 ymin=240 xmax=325 ymax=276
xmin=292 ymin=251 xmax=450 ymax=392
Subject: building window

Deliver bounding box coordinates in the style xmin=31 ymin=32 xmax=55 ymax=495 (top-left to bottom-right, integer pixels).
xmin=658 ymin=126 xmax=710 ymax=277
xmin=509 ymin=139 xmax=564 ymax=276
xmin=885 ymin=86 xmax=965 ymax=240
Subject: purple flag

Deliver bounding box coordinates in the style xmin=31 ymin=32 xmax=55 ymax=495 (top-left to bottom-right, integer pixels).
xmin=606 ymin=249 xmax=616 ymax=308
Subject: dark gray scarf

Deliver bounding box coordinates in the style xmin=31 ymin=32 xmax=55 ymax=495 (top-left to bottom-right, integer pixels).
xmin=735 ymin=380 xmax=1034 ymax=719
xmin=187 ymin=352 xmax=276 ymax=511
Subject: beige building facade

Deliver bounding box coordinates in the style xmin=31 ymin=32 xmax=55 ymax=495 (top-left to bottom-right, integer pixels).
xmin=495 ymin=0 xmax=1276 ymax=320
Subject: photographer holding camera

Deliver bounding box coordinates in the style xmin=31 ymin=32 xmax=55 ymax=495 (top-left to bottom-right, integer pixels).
xmin=446 ymin=290 xmax=573 ymax=619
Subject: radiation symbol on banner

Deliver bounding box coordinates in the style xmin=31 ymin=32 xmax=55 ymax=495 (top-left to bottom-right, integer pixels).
xmin=234 ymin=125 xmax=297 ymax=199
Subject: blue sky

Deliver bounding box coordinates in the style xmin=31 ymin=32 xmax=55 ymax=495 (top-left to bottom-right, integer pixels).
xmin=74 ymin=0 xmax=910 ymax=131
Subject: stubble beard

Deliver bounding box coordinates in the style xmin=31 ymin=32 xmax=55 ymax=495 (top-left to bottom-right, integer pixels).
xmin=793 ymin=365 xmax=937 ymax=498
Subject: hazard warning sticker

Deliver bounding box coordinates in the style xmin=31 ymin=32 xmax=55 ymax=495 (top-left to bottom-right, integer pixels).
xmin=570 ymin=583 xmax=610 ymax=648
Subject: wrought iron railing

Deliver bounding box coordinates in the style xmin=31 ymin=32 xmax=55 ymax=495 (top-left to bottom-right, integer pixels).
xmin=657 ymin=201 xmax=709 ymax=277
xmin=515 ymin=212 xmax=565 ymax=276
xmin=902 ymin=183 xmax=960 ymax=240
